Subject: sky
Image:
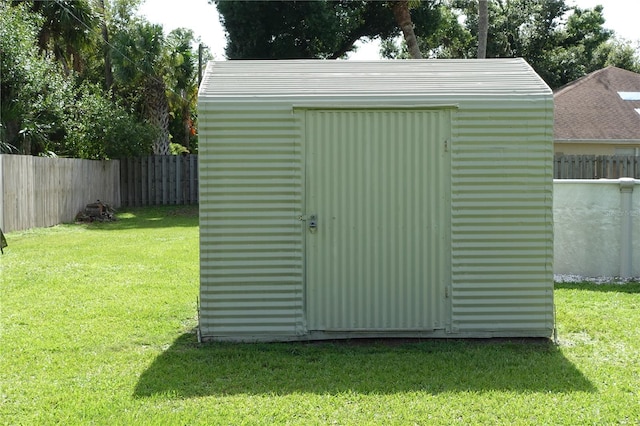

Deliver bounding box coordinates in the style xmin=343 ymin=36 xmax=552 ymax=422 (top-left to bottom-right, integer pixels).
xmin=138 ymin=0 xmax=640 ymax=61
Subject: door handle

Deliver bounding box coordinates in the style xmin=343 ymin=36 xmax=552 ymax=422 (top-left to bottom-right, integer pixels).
xmin=308 ymin=214 xmax=317 ymax=231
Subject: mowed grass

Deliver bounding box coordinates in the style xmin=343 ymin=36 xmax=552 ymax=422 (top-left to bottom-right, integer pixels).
xmin=1 ymin=206 xmax=639 ymax=425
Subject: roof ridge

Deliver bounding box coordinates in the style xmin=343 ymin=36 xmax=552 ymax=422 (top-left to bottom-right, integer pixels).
xmin=554 ymin=66 xmax=640 ymax=96
xmin=554 ymin=67 xmax=611 ymax=96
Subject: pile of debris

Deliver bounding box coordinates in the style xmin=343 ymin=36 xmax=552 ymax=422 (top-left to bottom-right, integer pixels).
xmin=76 ymin=200 xmax=116 ymax=223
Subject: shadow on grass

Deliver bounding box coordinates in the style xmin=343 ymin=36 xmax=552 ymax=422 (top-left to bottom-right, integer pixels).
xmin=556 ymin=282 xmax=640 ymax=294
xmin=134 ymin=332 xmax=595 ymax=399
xmin=86 ymin=205 xmax=199 ymax=230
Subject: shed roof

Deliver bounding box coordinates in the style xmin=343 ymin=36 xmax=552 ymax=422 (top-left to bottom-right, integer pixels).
xmin=199 ymin=58 xmax=551 ymax=98
xmin=554 ymin=66 xmax=640 ymax=141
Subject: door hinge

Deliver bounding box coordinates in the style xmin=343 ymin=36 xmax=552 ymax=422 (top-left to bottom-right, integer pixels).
xmin=444 ymin=139 xmax=449 ymax=152
xmin=445 ymin=286 xmax=449 ymax=298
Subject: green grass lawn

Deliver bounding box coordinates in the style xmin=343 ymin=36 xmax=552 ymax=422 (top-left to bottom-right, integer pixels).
xmin=1 ymin=206 xmax=639 ymax=425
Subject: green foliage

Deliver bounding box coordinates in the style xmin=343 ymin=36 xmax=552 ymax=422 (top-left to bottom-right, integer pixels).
xmin=63 ymin=83 xmax=155 ymax=159
xmin=110 ymin=19 xmax=165 ymax=122
xmin=14 ymin=0 xmax=98 ymax=74
xmin=169 ymin=142 xmax=190 ymax=155
xmin=216 ymin=0 xmax=638 ymax=89
xmin=112 ymin=20 xmax=165 ymax=85
xmin=0 ymin=124 xmax=14 ymax=154
xmin=2 ymin=209 xmax=640 ymax=424
xmin=7 ymin=0 xmax=634 ymax=157
xmin=418 ymin=5 xmax=474 ymax=58
xmin=593 ymin=39 xmax=640 ymax=73
xmin=2 ymin=0 xmax=201 ymax=159
xmin=536 ymin=5 xmax=614 ymax=87
xmin=453 ymin=0 xmax=640 ymax=88
xmin=216 ymin=0 xmax=442 ymax=59
xmin=381 ymin=4 xmax=474 ymax=59
xmin=0 ymin=2 xmax=72 ymax=155
xmin=165 ymin=28 xmax=200 ymax=151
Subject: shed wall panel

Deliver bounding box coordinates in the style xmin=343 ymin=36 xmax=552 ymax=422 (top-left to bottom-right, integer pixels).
xmin=450 ymin=99 xmax=554 ymax=336
xmin=198 ymin=102 xmax=304 ymax=339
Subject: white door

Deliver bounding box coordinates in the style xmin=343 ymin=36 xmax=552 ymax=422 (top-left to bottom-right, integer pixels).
xmin=305 ymin=109 xmax=451 ymax=332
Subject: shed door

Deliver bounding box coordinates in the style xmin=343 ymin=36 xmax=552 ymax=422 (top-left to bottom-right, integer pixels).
xmin=305 ymin=109 xmax=451 ymax=332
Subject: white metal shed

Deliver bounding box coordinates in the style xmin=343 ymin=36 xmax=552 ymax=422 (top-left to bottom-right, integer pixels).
xmin=197 ymin=59 xmax=554 ymax=342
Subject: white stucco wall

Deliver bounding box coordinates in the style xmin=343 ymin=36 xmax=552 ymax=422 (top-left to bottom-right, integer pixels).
xmin=554 ymin=179 xmax=640 ymax=278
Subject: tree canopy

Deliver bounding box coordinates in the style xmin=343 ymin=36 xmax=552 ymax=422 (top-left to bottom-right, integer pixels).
xmin=216 ymin=0 xmax=640 ymax=89
xmin=215 ymin=0 xmax=444 ymax=59
xmin=3 ymin=0 xmax=639 ymax=158
xmin=1 ymin=0 xmax=205 ymax=158
xmin=454 ymin=0 xmax=638 ymax=88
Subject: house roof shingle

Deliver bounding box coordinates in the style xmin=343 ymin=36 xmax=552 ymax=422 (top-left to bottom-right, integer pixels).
xmin=554 ymin=66 xmax=640 ymax=141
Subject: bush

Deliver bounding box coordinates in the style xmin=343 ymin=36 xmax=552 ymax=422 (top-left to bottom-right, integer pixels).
xmin=0 ymin=3 xmax=69 ymax=155
xmin=63 ymin=83 xmax=156 ymax=159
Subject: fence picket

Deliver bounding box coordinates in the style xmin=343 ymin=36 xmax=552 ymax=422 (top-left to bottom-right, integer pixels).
xmin=555 ymin=155 xmax=640 ymax=179
xmin=118 ymin=155 xmax=198 ymax=207
xmin=0 ymin=155 xmax=120 ymax=233
xmin=189 ymin=155 xmax=197 ymax=204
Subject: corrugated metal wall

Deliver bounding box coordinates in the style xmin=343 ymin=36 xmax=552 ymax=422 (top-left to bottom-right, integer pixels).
xmin=199 ymin=99 xmax=554 ymax=340
xmin=304 ymin=109 xmax=451 ymax=333
xmin=198 ymin=102 xmax=305 ymax=339
xmin=450 ymin=99 xmax=555 ymax=336
xmin=198 ymin=60 xmax=554 ymax=341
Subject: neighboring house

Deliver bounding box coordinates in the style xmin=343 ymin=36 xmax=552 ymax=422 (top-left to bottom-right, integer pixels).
xmin=554 ymin=66 xmax=640 ymax=155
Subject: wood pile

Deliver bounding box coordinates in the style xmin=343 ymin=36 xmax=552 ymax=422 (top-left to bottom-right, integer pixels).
xmin=75 ymin=200 xmax=116 ymax=223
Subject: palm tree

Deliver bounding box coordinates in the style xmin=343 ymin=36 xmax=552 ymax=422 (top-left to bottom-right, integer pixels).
xmin=17 ymin=0 xmax=97 ymax=74
xmin=97 ymin=0 xmax=113 ymax=91
xmin=112 ymin=21 xmax=170 ymax=155
xmin=166 ymin=28 xmax=199 ymax=151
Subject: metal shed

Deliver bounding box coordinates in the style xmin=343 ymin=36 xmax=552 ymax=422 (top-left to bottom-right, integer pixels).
xmin=197 ymin=59 xmax=554 ymax=342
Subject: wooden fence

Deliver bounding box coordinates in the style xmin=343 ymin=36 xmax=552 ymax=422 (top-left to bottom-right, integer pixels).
xmin=5 ymin=153 xmax=635 ymax=232
xmin=554 ymin=155 xmax=640 ymax=179
xmin=0 ymin=155 xmax=120 ymax=233
xmin=119 ymin=155 xmax=198 ymax=207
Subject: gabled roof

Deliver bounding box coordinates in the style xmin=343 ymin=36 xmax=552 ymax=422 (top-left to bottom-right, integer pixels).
xmin=554 ymin=66 xmax=640 ymax=141
xmin=199 ymin=58 xmax=551 ymax=99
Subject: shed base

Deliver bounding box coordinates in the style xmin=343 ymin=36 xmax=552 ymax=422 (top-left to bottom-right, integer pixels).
xmin=198 ymin=329 xmax=554 ymax=343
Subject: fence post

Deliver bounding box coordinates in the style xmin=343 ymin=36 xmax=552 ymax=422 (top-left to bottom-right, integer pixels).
xmin=619 ymin=178 xmax=635 ymax=278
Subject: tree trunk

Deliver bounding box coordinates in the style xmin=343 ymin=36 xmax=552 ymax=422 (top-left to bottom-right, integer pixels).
xmin=182 ymin=101 xmax=191 ymax=151
xmin=22 ymin=135 xmax=31 ymax=156
xmin=99 ymin=0 xmax=113 ymax=92
xmin=477 ymin=0 xmax=488 ymax=59
xmin=391 ymin=0 xmax=422 ymax=59
xmin=4 ymin=120 xmax=20 ymax=153
xmin=145 ymin=78 xmax=171 ymax=155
